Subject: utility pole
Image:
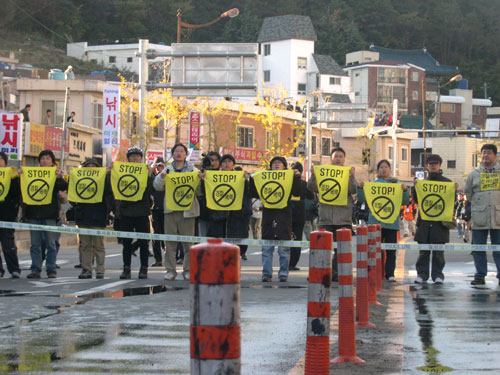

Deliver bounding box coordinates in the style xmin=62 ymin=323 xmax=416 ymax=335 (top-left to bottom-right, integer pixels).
xmin=60 ymin=87 xmax=70 ymax=171
xmin=305 ymin=101 xmax=311 ymax=179
xmin=138 ymin=39 xmax=149 ymax=151
xmin=392 ymin=99 xmax=398 ymax=177
xmin=421 ymin=77 xmax=427 ymax=166
xmin=0 ymin=72 xmax=5 ymax=110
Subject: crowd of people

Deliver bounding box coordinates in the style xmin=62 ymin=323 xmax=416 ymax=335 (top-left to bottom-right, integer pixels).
xmin=0 ymin=143 xmax=499 ymax=287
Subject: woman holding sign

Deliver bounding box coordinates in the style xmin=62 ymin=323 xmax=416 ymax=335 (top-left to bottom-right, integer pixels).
xmin=250 ymin=156 xmax=302 ymax=282
xmin=357 ymin=159 xmax=409 ymax=282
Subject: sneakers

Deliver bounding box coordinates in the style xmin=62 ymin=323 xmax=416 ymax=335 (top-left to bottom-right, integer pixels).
xmin=414 ymin=277 xmax=427 ymax=284
xmin=119 ymin=267 xmax=131 ymax=279
xmin=176 ymin=258 xmax=184 ymax=265
xmin=262 ymin=275 xmax=272 ymax=282
xmin=96 ymin=273 xmax=104 ymax=279
xmin=27 ymin=272 xmax=40 ymax=279
xmin=279 ymin=276 xmax=288 ymax=282
xmin=151 ymin=262 xmax=162 ymax=267
xmin=182 ymin=272 xmax=190 ymax=281
xmin=164 ymin=271 xmax=176 ymax=280
xmin=241 ymin=255 xmax=248 ymax=261
xmin=74 ymin=264 xmax=82 ymax=269
xmin=471 ymin=278 xmax=485 ymax=286
xmin=138 ymin=267 xmax=148 ymax=279
xmin=47 ymin=272 xmax=57 ymax=279
xmin=11 ymin=272 xmax=20 ymax=279
xmin=434 ymin=277 xmax=444 ymax=284
xmin=78 ymin=270 xmax=92 ymax=279
xmin=387 ymin=276 xmax=396 ymax=282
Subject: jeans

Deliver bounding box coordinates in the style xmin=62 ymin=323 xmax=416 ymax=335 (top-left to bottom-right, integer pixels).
xmin=457 ymin=219 xmax=464 ymax=237
xmin=471 ymin=229 xmax=500 ymax=280
xmin=29 ymin=219 xmax=58 ymax=274
xmin=262 ymin=246 xmax=290 ymax=278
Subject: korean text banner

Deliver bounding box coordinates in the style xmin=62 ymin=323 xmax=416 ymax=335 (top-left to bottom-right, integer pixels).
xmin=165 ymin=171 xmax=200 ymax=211
xmin=102 ymin=85 xmax=120 ymax=149
xmin=20 ymin=167 xmax=57 ymax=205
xmin=415 ymin=180 xmax=455 ymax=222
xmin=0 ymin=167 xmax=12 ymax=202
xmin=314 ymin=165 xmax=351 ymax=206
xmin=363 ymin=182 xmax=403 ymax=224
xmin=0 ymin=112 xmax=22 ymax=160
xmin=253 ymin=170 xmax=294 ymax=209
xmin=111 ymin=162 xmax=148 ymax=202
xmin=205 ymin=170 xmax=245 ymax=211
xmin=68 ymin=167 xmax=107 ymax=204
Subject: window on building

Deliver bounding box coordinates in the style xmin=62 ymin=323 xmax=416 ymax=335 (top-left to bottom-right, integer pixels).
xmin=90 ymin=59 xmax=97 ymax=64
xmin=264 ymin=44 xmax=271 ymax=56
xmin=237 ymin=126 xmax=254 ymax=148
xmin=412 ymin=90 xmax=419 ymax=100
xmin=265 ymin=130 xmax=278 ymax=150
xmin=388 ymin=145 xmax=393 ymax=160
xmin=297 ymin=83 xmax=306 ymax=95
xmin=321 ymin=137 xmax=331 ymax=156
xmin=441 ymin=103 xmax=456 ymax=113
xmin=263 ymin=70 xmax=271 ymax=82
xmin=92 ymin=102 xmax=102 ymax=129
xmin=41 ymin=100 xmax=65 ymax=125
xmin=311 ymin=135 xmax=317 ymax=155
xmin=447 ymin=160 xmax=456 ymax=169
xmin=298 ymin=57 xmax=307 ymax=69
xmin=401 ymin=147 xmax=408 ymax=162
xmin=127 ymin=57 xmax=133 ymax=63
xmin=330 ymin=77 xmax=341 ymax=85
xmin=362 ymin=148 xmax=371 ymax=165
xmin=473 ymin=106 xmax=481 ymax=115
xmin=472 ymin=153 xmax=478 ymax=168
xmin=316 ymin=74 xmax=320 ymax=89
xmin=109 ymin=56 xmax=116 ymax=63
xmin=411 ymin=71 xmax=419 ymax=81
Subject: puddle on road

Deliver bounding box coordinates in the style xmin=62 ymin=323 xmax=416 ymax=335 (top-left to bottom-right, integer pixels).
xmin=409 ymin=285 xmax=453 ymax=373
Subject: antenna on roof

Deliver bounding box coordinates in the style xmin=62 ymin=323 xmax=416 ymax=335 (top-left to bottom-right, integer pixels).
xmin=423 ymin=46 xmax=427 ymax=54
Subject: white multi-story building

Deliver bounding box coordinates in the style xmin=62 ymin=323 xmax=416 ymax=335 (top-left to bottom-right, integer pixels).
xmin=67 ymin=42 xmax=171 ymax=74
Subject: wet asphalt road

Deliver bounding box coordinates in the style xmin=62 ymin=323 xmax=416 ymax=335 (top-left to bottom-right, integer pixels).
xmin=1 ymin=230 xmax=500 ymax=374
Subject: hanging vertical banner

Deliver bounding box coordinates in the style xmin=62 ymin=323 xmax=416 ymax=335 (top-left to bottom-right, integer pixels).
xmin=0 ymin=112 xmax=22 ymax=160
xmin=189 ymin=111 xmax=200 ymax=150
xmin=102 ymin=85 xmax=120 ymax=149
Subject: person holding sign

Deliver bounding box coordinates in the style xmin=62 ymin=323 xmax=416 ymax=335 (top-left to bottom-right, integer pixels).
xmin=0 ymin=152 xmax=22 ymax=278
xmin=357 ymin=160 xmax=409 ymax=282
xmin=114 ymin=147 xmax=154 ymax=280
xmin=22 ymin=150 xmax=68 ymax=279
xmin=307 ymin=147 xmax=357 ymax=281
xmin=69 ymin=158 xmax=113 ymax=279
xmin=250 ymin=156 xmax=302 ymax=282
xmin=464 ymin=144 xmax=500 ymax=286
xmin=412 ymin=154 xmax=453 ymax=284
xmin=153 ymin=143 xmax=200 ymax=281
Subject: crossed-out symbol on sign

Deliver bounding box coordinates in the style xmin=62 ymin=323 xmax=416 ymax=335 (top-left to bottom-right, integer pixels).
xmin=372 ymin=196 xmax=395 ymax=220
xmin=261 ymin=181 xmax=285 ymax=205
xmin=27 ymin=179 xmax=50 ymax=202
xmin=0 ymin=182 xmax=4 ymax=197
xmin=75 ymin=177 xmax=98 ymax=200
xmin=212 ymin=184 xmax=236 ymax=208
xmin=173 ymin=185 xmax=195 ymax=207
xmin=319 ymin=178 xmax=341 ymax=202
xmin=117 ymin=174 xmax=139 ymax=198
xmin=421 ymin=194 xmax=445 ymax=218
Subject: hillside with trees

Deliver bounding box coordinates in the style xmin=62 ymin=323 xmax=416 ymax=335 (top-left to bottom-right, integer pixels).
xmin=2 ymin=0 xmax=500 ymax=104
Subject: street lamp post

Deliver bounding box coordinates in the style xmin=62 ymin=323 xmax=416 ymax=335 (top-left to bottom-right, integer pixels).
xmin=434 ymin=73 xmax=463 ymax=135
xmin=176 ymin=8 xmax=239 ymax=43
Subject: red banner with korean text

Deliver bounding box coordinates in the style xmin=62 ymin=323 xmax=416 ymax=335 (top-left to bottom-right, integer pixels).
xmin=0 ymin=111 xmax=22 ymax=160
xmin=222 ymin=147 xmax=268 ymax=164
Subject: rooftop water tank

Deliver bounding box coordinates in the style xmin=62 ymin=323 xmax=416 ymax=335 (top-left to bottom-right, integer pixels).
xmin=458 ymin=78 xmax=468 ymax=90
xmin=49 ymin=68 xmax=65 ymax=80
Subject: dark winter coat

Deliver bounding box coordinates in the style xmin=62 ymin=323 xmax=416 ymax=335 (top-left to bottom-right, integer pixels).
xmin=226 ymin=179 xmax=252 ymax=239
xmin=290 ymin=179 xmax=314 ymax=226
xmin=0 ymin=176 xmax=21 ymax=222
xmin=120 ymin=175 xmax=154 ymax=218
xmin=413 ymin=171 xmax=452 ymax=244
xmin=250 ymin=174 xmax=302 ymax=240
xmin=74 ymin=174 xmax=113 ymax=228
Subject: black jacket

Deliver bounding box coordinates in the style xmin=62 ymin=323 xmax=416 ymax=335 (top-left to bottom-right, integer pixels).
xmin=250 ymin=174 xmax=302 ymax=240
xmin=290 ymin=179 xmax=314 ymax=225
xmin=120 ymin=175 xmax=154 ymax=218
xmin=413 ymin=171 xmax=451 ymax=244
xmin=74 ymin=174 xmax=114 ymax=228
xmin=0 ymin=176 xmax=21 ymax=222
xmin=24 ymin=177 xmax=68 ymax=220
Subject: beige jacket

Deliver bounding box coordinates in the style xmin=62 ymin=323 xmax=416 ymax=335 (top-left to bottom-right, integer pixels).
xmin=464 ymin=163 xmax=500 ymax=230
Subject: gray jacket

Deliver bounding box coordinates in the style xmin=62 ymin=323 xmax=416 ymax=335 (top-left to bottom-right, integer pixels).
xmin=307 ymin=171 xmax=357 ymax=226
xmin=464 ymin=163 xmax=500 ymax=230
xmin=153 ymin=162 xmax=200 ymax=218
